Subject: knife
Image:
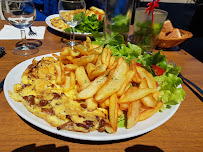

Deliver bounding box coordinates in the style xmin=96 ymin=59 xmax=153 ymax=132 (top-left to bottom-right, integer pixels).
xmin=0 ymin=79 xmax=5 ymax=93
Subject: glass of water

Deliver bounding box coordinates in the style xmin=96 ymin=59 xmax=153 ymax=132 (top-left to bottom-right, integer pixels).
xmin=58 ymin=0 xmax=86 ymax=47
xmin=1 ymin=0 xmax=38 ymax=56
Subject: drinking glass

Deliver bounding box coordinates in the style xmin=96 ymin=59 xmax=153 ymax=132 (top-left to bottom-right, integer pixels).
xmin=58 ymin=0 xmax=86 ymax=47
xmin=133 ymin=7 xmax=168 ymax=54
xmin=1 ymin=0 xmax=38 ymax=56
xmin=104 ymin=0 xmax=134 ymax=43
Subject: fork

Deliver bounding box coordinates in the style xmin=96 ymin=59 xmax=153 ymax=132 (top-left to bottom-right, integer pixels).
xmin=168 ymin=60 xmax=203 ymax=95
xmin=28 ymin=26 xmax=37 ymax=36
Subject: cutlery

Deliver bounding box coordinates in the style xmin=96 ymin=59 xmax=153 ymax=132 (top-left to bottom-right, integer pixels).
xmin=0 ymin=79 xmax=5 ymax=93
xmin=168 ymin=60 xmax=203 ymax=96
xmin=0 ymin=47 xmax=6 ymax=58
xmin=28 ymin=26 xmax=37 ymax=36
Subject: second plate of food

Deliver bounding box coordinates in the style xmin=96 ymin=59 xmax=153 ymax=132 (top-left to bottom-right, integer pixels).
xmin=45 ymin=14 xmax=91 ymax=35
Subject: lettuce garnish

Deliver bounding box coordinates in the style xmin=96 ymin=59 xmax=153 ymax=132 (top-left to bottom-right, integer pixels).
xmin=65 ymin=14 xmax=104 ymax=33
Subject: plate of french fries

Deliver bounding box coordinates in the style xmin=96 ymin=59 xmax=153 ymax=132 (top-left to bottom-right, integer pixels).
xmin=4 ymin=38 xmax=180 ymax=141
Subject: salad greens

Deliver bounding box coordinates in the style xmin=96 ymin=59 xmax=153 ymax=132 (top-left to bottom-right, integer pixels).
xmin=117 ymin=114 xmax=126 ymax=128
xmin=73 ymin=12 xmax=85 ymax=22
xmin=92 ymin=32 xmax=185 ymax=125
xmin=65 ymin=14 xmax=104 ymax=33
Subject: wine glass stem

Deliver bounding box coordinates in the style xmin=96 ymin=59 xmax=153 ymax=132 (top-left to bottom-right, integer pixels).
xmin=20 ymin=29 xmax=27 ymax=47
xmin=69 ymin=27 xmax=75 ymax=46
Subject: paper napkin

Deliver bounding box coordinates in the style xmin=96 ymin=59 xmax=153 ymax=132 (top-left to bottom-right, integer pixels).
xmin=0 ymin=25 xmax=46 ymax=40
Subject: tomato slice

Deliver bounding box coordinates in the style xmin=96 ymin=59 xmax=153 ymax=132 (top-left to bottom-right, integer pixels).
xmin=136 ymin=63 xmax=142 ymax=67
xmin=98 ymin=15 xmax=102 ymax=21
xmin=151 ymin=65 xmax=165 ymax=76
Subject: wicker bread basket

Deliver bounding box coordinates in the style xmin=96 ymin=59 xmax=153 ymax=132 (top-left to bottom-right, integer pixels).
xmin=156 ymin=29 xmax=193 ymax=48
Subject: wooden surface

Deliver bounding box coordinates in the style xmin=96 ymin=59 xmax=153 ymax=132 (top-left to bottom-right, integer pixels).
xmin=0 ymin=20 xmax=202 ymax=152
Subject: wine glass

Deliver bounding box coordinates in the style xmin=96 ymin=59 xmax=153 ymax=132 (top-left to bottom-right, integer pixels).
xmin=58 ymin=0 xmax=86 ymax=47
xmin=1 ymin=0 xmax=38 ymax=56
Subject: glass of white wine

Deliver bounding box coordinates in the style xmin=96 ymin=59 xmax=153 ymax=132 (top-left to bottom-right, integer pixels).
xmin=58 ymin=0 xmax=86 ymax=47
xmin=1 ymin=0 xmax=38 ymax=56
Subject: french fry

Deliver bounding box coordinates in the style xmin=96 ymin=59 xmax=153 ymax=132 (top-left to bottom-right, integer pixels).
xmin=70 ymin=71 xmax=76 ymax=89
xmin=104 ymin=98 xmax=110 ymax=107
xmin=108 ymin=60 xmax=117 ymax=71
xmin=64 ymin=64 xmax=79 ymax=72
xmin=77 ymin=76 xmax=107 ymax=99
xmin=124 ymin=82 xmax=131 ymax=92
xmin=43 ymin=57 xmax=56 ymax=61
xmin=85 ymin=97 xmax=98 ymax=110
xmin=129 ymin=59 xmax=142 ymax=83
xmin=119 ymin=103 xmax=130 ymax=111
xmin=63 ymin=71 xmax=76 ymax=92
xmin=55 ymin=61 xmax=66 ymax=85
xmin=89 ymin=64 xmax=107 ymax=80
xmin=136 ymin=66 xmax=156 ymax=88
xmin=60 ymin=47 xmax=70 ymax=58
xmin=127 ymin=100 xmax=141 ymax=129
xmin=108 ymin=56 xmax=116 ymax=69
xmin=95 ymin=57 xmax=129 ymax=102
xmin=86 ymin=63 xmax=97 ymax=76
xmin=96 ymin=55 xmax=102 ymax=66
xmin=118 ymin=87 xmax=157 ymax=104
xmin=52 ymin=54 xmax=60 ymax=60
xmin=117 ymin=70 xmax=135 ymax=96
xmin=139 ymin=77 xmax=148 ymax=88
xmin=69 ymin=48 xmax=80 ymax=57
xmin=75 ymin=66 xmax=90 ymax=91
xmin=92 ymin=43 xmax=100 ymax=49
xmin=72 ymin=54 xmax=95 ymax=66
xmin=92 ymin=54 xmax=99 ymax=64
xmin=117 ymin=56 xmax=125 ymax=65
xmin=66 ymin=56 xmax=75 ymax=63
xmin=85 ymin=10 xmax=95 ymax=16
xmin=139 ymin=101 xmax=163 ymax=121
xmin=140 ymin=104 xmax=148 ymax=113
xmin=101 ymin=47 xmax=111 ymax=67
xmin=141 ymin=95 xmax=157 ymax=108
xmin=139 ymin=78 xmax=157 ymax=107
xmin=88 ymin=45 xmax=103 ymax=55
xmin=63 ymin=76 xmax=71 ymax=89
xmin=137 ymin=67 xmax=159 ymax=105
xmin=118 ymin=107 xmax=123 ymax=117
xmin=99 ymin=98 xmax=109 ymax=109
xmin=73 ymin=45 xmax=89 ymax=56
xmin=99 ymin=101 xmax=107 ymax=109
xmin=86 ymin=36 xmax=93 ymax=49
xmin=90 ymin=6 xmax=105 ymax=15
xmin=109 ymin=94 xmax=118 ymax=132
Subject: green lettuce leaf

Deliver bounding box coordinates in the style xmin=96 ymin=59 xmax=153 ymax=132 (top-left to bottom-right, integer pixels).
xmin=155 ymin=73 xmax=186 ymax=110
xmin=118 ymin=114 xmax=126 ymax=128
xmin=91 ymin=32 xmax=125 ymax=47
xmin=65 ymin=14 xmax=104 ymax=33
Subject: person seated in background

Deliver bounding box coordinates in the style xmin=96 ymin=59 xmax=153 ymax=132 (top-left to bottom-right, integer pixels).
xmin=32 ymin=0 xmax=58 ymax=21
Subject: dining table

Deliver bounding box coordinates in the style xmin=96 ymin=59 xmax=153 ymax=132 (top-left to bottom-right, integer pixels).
xmin=0 ymin=20 xmax=202 ymax=152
